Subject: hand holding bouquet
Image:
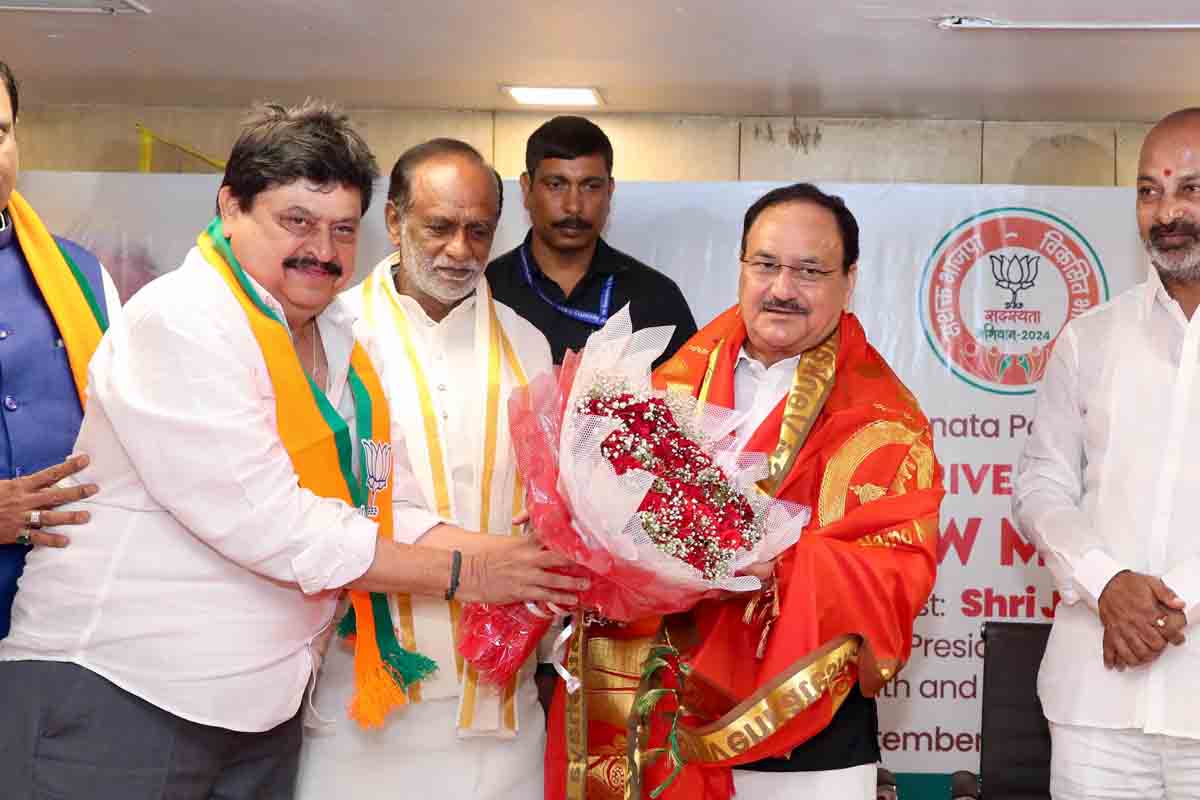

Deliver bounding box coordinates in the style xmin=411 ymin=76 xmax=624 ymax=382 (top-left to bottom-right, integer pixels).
xmin=458 ymin=308 xmax=809 ymax=687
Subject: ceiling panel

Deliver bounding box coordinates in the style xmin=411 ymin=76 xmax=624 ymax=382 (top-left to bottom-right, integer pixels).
xmin=0 ymin=0 xmax=1197 ymax=121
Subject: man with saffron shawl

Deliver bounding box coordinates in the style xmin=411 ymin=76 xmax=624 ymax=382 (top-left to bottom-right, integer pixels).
xmin=545 ymin=182 xmax=942 ymax=800
xmin=0 ymin=102 xmax=582 ymax=799
xmin=0 ymin=60 xmax=121 ymax=638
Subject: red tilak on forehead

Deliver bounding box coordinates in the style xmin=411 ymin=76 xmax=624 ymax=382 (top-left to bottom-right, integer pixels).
xmin=1165 ymin=169 xmax=1174 ymax=177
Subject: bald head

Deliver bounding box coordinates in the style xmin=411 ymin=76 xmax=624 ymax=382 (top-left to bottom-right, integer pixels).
xmin=1137 ymin=109 xmax=1200 ymax=283
xmin=1151 ymin=107 xmax=1200 ymax=133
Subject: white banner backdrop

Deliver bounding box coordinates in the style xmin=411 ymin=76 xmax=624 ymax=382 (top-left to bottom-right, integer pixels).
xmin=18 ymin=172 xmax=1148 ymax=776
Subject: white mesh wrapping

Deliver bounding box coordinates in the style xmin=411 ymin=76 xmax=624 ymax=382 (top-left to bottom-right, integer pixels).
xmin=556 ymin=305 xmax=810 ymax=596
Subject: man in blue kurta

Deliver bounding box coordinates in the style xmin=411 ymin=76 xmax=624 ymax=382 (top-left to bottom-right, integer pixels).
xmin=0 ymin=60 xmax=119 ymax=637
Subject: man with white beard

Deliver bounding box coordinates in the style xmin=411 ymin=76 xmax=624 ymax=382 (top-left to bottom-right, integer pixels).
xmin=1015 ymin=108 xmax=1200 ymax=800
xmin=295 ymin=139 xmax=552 ymax=800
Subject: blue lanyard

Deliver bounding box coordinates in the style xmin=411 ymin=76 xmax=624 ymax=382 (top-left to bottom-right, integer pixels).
xmin=519 ymin=244 xmax=614 ymax=328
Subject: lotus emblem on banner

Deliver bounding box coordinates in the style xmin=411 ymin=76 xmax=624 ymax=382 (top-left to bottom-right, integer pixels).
xmin=361 ymin=439 xmax=392 ymax=518
xmin=920 ymin=208 xmax=1108 ymax=395
xmin=990 ymin=252 xmax=1040 ymax=309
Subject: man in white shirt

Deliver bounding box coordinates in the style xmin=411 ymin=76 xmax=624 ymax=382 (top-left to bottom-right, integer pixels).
xmin=1015 ymin=108 xmax=1200 ymax=800
xmin=0 ymin=104 xmax=582 ymax=800
xmin=297 ymin=139 xmax=554 ymax=800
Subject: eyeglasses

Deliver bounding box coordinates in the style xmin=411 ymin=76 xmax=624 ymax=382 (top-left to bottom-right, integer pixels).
xmin=275 ymin=212 xmax=359 ymax=246
xmin=741 ymin=258 xmax=839 ymax=284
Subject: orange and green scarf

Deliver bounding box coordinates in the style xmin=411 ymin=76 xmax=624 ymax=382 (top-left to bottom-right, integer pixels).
xmin=197 ymin=216 xmax=435 ymax=728
xmin=8 ymin=189 xmax=108 ymax=404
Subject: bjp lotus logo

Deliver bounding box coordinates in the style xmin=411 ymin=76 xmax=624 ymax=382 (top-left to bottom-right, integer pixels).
xmin=361 ymin=439 xmax=392 ymax=518
xmin=990 ymin=252 xmax=1040 ymax=309
xmin=920 ymin=208 xmax=1108 ymax=395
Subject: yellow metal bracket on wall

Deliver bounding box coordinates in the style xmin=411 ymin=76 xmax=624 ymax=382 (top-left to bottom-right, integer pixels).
xmin=135 ymin=123 xmax=226 ymax=172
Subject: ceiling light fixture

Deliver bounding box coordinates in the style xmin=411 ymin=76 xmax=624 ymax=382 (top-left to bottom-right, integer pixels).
xmin=934 ymin=15 xmax=1200 ymax=31
xmin=502 ymin=86 xmax=602 ymax=107
xmin=0 ymin=0 xmax=149 ymax=14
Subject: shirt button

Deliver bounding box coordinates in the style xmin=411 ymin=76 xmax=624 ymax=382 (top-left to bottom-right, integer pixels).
xmin=0 ymin=329 xmax=8 ymax=340
xmin=437 ymin=384 xmax=447 ymax=392
xmin=3 ymin=396 xmax=17 ymax=412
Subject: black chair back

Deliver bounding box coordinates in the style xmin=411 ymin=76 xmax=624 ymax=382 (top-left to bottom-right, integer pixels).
xmin=979 ymin=621 xmax=1052 ymax=800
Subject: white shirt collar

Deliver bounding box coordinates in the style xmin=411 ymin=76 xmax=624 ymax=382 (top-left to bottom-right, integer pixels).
xmin=735 ymin=345 xmax=802 ymax=374
xmin=239 ymin=268 xmax=357 ymax=336
xmin=395 ymin=291 xmax=477 ymax=329
xmin=237 ymin=266 xmax=358 ymax=404
xmin=1140 ymin=259 xmax=1199 ymax=329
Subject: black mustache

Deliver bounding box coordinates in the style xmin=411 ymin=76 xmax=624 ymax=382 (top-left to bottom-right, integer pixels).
xmin=283 ymin=256 xmax=343 ymax=276
xmin=762 ymin=300 xmax=806 ymax=314
xmin=1151 ymin=221 xmax=1200 ymax=241
xmin=552 ymin=217 xmax=592 ymax=231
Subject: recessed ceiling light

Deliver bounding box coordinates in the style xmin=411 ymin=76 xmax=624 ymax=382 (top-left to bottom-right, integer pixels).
xmin=933 ymin=15 xmax=1200 ymax=31
xmin=502 ymin=86 xmax=602 ymax=107
xmin=0 ymin=0 xmax=149 ymax=14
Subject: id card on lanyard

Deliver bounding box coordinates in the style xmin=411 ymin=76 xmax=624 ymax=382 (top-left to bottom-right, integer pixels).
xmin=519 ymin=244 xmax=614 ymax=328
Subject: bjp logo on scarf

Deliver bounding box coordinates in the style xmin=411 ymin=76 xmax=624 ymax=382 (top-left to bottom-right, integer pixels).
xmin=361 ymin=439 xmax=393 ymax=519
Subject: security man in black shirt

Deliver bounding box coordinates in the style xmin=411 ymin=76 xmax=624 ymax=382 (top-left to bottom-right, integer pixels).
xmin=486 ymin=116 xmax=696 ymax=368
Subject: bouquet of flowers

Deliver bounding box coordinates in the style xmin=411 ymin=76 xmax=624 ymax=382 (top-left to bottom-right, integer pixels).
xmin=457 ymin=308 xmax=809 ymax=688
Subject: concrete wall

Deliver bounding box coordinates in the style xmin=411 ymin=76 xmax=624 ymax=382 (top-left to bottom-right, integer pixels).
xmin=15 ymin=104 xmax=1151 ymax=186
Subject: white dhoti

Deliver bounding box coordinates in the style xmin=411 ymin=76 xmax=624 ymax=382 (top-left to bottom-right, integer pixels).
xmin=1049 ymin=723 xmax=1200 ymax=800
xmin=297 ymin=640 xmax=545 ymax=800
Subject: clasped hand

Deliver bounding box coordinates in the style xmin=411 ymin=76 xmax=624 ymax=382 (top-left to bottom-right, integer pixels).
xmin=1098 ymin=570 xmax=1187 ymax=670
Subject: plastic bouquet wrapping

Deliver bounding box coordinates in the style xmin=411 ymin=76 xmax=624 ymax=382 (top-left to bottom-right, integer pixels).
xmin=457 ymin=307 xmax=810 ymax=689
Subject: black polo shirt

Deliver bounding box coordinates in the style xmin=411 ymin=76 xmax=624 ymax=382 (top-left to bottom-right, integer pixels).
xmin=735 ymin=684 xmax=880 ymax=773
xmin=486 ymin=233 xmax=698 ymax=368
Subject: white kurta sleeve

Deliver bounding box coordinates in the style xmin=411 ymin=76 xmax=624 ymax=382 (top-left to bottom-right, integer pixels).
xmin=91 ymin=299 xmax=379 ymax=595
xmin=99 ymin=262 xmax=122 ymax=318
xmin=1014 ymin=324 xmax=1128 ymax=609
xmin=1161 ymin=559 xmax=1200 ymax=624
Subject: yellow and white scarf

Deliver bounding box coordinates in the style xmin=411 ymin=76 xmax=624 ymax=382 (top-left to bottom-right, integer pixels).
xmin=358 ymin=254 xmax=529 ymax=737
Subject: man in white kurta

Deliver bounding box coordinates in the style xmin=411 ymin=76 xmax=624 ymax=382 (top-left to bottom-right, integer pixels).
xmin=1015 ymin=108 xmax=1200 ymax=800
xmin=298 ymin=139 xmax=553 ymax=799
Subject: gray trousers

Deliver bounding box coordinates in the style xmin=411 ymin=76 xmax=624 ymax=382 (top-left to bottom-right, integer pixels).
xmin=0 ymin=660 xmax=301 ymax=800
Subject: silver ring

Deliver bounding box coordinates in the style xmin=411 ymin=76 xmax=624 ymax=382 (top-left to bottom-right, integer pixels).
xmin=1156 ymin=616 xmax=1168 ymax=628
xmin=15 ymin=529 xmax=32 ymax=547
xmin=27 ymin=509 xmax=42 ymax=528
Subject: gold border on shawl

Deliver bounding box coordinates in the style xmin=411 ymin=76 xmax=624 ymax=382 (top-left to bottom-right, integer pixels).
xmin=760 ymin=331 xmax=839 ymax=496
xmin=675 ymin=635 xmax=860 ymax=764
xmin=477 ymin=306 xmax=504 ymax=542
xmin=502 ymin=680 xmax=518 ymax=731
xmin=458 ymin=667 xmax=480 ymax=729
xmin=460 ymin=302 xmax=511 ymax=729
xmin=565 ymin=624 xmax=590 ymax=800
xmin=375 ymin=268 xmax=460 ymax=700
xmin=817 ymin=420 xmax=923 ymax=526
xmin=695 ymin=341 xmax=724 ymax=408
xmin=888 ymin=438 xmax=936 ymax=496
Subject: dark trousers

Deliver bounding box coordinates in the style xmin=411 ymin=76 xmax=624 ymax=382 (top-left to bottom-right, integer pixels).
xmin=0 ymin=660 xmax=301 ymax=799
